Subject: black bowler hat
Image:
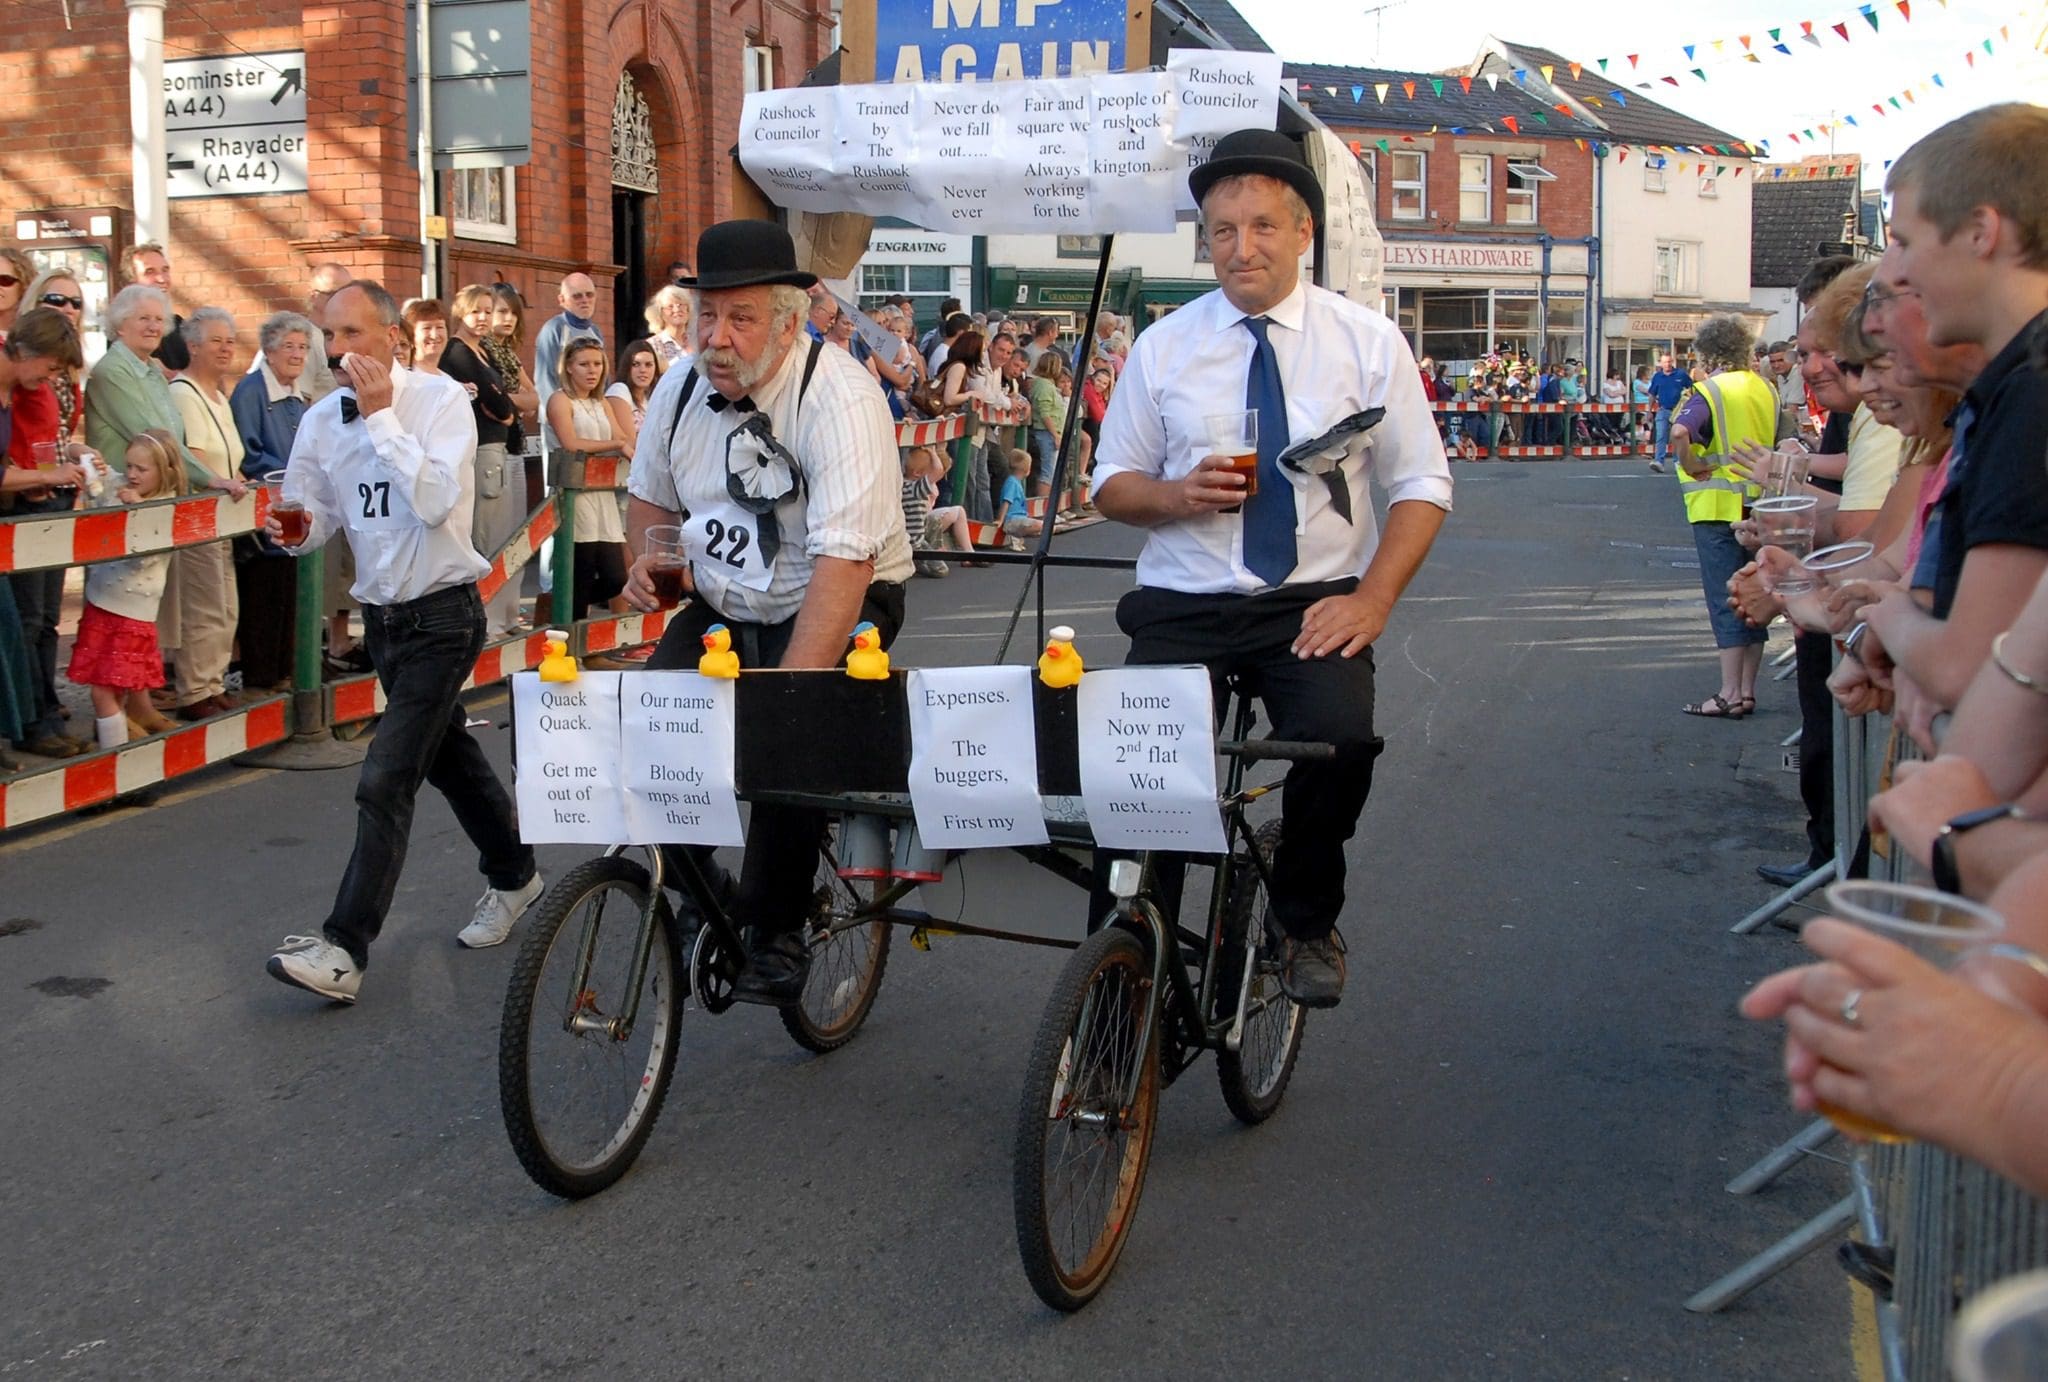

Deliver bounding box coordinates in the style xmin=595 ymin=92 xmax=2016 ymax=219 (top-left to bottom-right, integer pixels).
xmin=680 ymin=220 xmax=819 ymax=291
xmin=1188 ymin=128 xmax=1324 ymax=228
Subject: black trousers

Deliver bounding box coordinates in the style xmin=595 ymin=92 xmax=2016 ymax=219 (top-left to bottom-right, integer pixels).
xmin=647 ymin=581 xmax=907 ymax=936
xmin=9 ymin=492 xmax=70 ymax=737
xmin=322 ymin=583 xmax=535 ymax=968
xmin=1794 ymin=630 xmax=1835 ymax=869
xmin=573 ymin=542 xmax=629 ymax=617
xmin=1101 ymin=580 xmax=1385 ymax=940
xmin=234 ymin=553 xmax=297 ymax=690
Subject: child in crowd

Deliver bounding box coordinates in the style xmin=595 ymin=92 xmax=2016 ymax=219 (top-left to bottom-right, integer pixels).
xmin=995 ymin=449 xmax=1041 ymax=546
xmin=900 ymin=445 xmax=983 ymax=573
xmin=66 ymin=430 xmax=185 ymax=747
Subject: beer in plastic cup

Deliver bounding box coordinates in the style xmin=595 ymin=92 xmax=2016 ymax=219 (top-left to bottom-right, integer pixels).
xmin=1204 ymin=410 xmax=1259 ymax=514
xmin=272 ymin=497 xmax=311 ymax=547
xmin=645 ymin=524 xmax=687 ymax=609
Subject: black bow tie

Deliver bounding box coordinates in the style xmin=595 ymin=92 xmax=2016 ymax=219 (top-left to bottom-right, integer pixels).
xmin=706 ymin=393 xmax=755 ymax=414
xmin=339 ymin=396 xmax=360 ymax=423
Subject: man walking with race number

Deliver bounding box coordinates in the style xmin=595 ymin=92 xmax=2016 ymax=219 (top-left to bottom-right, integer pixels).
xmin=1091 ymin=129 xmax=1453 ymax=1007
xmin=620 ymin=221 xmax=913 ymax=1005
xmin=262 ymin=280 xmax=541 ymax=1004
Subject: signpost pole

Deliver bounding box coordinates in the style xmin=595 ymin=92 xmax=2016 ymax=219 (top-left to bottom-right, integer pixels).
xmin=127 ymin=0 xmax=168 ymax=244
xmin=416 ymin=0 xmax=438 ymax=300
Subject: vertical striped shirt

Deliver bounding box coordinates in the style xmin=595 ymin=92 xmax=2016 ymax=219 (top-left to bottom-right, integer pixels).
xmin=628 ymin=339 xmax=913 ymax=625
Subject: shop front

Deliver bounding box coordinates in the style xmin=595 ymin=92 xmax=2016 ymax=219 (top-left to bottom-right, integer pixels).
xmin=982 ymin=265 xmax=1144 ymax=336
xmin=1383 ymin=239 xmax=1590 ymax=383
xmin=1604 ymin=307 xmax=1776 ymax=383
xmin=855 ymin=224 xmax=978 ymax=333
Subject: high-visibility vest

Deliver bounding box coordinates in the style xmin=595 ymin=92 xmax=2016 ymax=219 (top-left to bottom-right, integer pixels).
xmin=1679 ymin=369 xmax=1779 ymax=524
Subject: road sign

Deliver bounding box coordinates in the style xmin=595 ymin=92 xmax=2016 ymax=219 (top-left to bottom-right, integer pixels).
xmin=162 ymin=50 xmax=308 ymax=199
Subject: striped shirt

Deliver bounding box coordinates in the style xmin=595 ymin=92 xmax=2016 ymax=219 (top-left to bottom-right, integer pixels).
xmin=628 ymin=339 xmax=913 ymax=625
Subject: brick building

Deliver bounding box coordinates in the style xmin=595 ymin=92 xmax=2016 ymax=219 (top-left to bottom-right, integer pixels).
xmin=1289 ymin=62 xmax=1603 ymax=370
xmin=0 ymin=0 xmax=838 ymax=358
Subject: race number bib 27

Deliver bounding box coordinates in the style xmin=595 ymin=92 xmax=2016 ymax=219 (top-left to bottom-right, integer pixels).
xmin=339 ymin=470 xmax=419 ymax=532
xmin=682 ymin=499 xmax=776 ymax=592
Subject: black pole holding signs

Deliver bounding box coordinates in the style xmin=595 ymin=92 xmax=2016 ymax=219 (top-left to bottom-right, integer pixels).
xmin=994 ymin=233 xmax=1120 ymax=664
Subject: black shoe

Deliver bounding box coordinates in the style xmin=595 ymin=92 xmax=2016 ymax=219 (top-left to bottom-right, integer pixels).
xmin=1756 ymin=858 xmax=1824 ymax=888
xmin=1279 ymin=932 xmax=1347 ymax=1009
xmin=732 ymin=930 xmax=810 ymax=1007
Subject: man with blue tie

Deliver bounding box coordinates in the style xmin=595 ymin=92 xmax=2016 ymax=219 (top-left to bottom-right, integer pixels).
xmin=1091 ymin=129 xmax=1453 ymax=1006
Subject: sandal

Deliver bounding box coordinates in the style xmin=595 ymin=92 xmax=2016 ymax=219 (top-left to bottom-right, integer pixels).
xmin=1682 ymin=694 xmax=1747 ymax=719
xmin=1739 ymin=696 xmax=1757 ymax=715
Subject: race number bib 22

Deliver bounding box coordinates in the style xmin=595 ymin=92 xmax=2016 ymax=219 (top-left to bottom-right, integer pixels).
xmin=682 ymin=499 xmax=777 ymax=592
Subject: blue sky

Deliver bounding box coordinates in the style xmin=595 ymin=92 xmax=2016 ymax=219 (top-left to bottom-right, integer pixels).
xmin=1232 ymin=0 xmax=2044 ymax=169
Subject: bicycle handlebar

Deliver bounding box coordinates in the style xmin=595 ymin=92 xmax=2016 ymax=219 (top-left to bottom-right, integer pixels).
xmin=1218 ymin=739 xmax=1338 ymax=763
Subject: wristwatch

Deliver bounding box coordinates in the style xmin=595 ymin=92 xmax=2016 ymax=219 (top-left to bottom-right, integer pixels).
xmin=1933 ymin=803 xmax=2031 ymax=894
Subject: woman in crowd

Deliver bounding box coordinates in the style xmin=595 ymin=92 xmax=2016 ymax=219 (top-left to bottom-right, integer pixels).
xmin=228 ymin=311 xmax=317 ymax=691
xmin=1027 ymin=351 xmax=1071 ymax=500
xmin=868 ymin=305 xmax=925 ymax=420
xmin=7 ymin=281 xmax=95 ymax=756
xmin=937 ymin=329 xmax=986 ymax=512
xmin=485 ymin=284 xmax=540 ymax=492
xmin=401 ymin=297 xmax=448 ymax=374
xmin=1079 ymin=362 xmax=1112 ymax=459
xmin=543 ymin=337 xmax=630 ymax=618
xmin=166 ymin=307 xmax=246 ymax=720
xmin=605 ymin=339 xmax=659 ymax=455
xmin=0 ymin=246 xmax=33 ymax=340
xmin=644 ymin=285 xmax=692 ymax=372
xmin=444 ymin=285 xmax=525 ymax=638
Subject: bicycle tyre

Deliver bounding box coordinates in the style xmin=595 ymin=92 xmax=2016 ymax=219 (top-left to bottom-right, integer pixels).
xmin=499 ymin=856 xmax=683 ymax=1198
xmin=1215 ymin=821 xmax=1307 ymax=1126
xmin=780 ymin=831 xmax=892 ymax=1054
xmin=1013 ymin=924 xmax=1161 ymax=1312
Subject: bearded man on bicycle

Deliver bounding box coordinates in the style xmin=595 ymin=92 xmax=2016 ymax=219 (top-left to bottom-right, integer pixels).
xmin=1090 ymin=130 xmax=1453 ymax=1008
xmin=621 ymin=221 xmax=913 ymax=1005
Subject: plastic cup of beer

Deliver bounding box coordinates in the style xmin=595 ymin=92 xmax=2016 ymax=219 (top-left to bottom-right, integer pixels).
xmin=31 ymin=440 xmax=61 ymax=471
xmin=1813 ymin=879 xmax=2005 ymax=1142
xmin=1204 ymin=410 xmax=1258 ymax=514
xmin=645 ymin=524 xmax=687 ymax=609
xmin=1752 ymin=495 xmax=1819 ymax=591
xmin=1766 ymin=445 xmax=1811 ymax=497
xmin=269 ymin=485 xmax=311 ymax=547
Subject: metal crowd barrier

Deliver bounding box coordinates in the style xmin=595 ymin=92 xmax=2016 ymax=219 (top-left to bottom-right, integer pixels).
xmin=1433 ymin=399 xmax=1648 ymax=460
xmin=1694 ymin=693 xmax=2048 ymax=1379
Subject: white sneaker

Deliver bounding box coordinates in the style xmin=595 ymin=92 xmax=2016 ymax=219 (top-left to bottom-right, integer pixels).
xmin=267 ymin=935 xmax=362 ymax=1003
xmin=457 ymin=874 xmax=544 ymax=949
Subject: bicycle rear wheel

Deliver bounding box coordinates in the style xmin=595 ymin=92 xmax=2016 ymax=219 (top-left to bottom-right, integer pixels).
xmin=1013 ymin=925 xmax=1161 ymax=1311
xmin=1216 ymin=821 xmax=1306 ymax=1125
xmin=780 ymin=829 xmax=892 ymax=1053
xmin=499 ymin=856 xmax=683 ymax=1198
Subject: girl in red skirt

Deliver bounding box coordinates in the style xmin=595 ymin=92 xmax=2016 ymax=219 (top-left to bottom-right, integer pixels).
xmin=68 ymin=429 xmax=187 ymax=748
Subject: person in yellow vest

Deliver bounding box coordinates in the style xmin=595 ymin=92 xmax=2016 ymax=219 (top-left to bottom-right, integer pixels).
xmin=1670 ymin=314 xmax=1779 ymax=719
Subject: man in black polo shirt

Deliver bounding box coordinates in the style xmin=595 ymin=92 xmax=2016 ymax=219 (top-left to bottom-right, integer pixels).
xmin=1849 ymin=104 xmax=2048 ymax=747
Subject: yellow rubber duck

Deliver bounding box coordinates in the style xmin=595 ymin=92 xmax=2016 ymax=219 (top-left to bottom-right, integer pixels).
xmin=1037 ymin=625 xmax=1083 ymax=689
xmin=697 ymin=623 xmax=741 ymax=679
xmin=846 ymin=621 xmax=890 ymax=680
xmin=537 ymin=628 xmax=579 ymax=682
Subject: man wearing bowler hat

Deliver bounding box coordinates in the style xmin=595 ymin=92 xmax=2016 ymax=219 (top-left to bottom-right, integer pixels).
xmin=621 ymin=220 xmax=913 ymax=1005
xmin=1091 ymin=128 xmax=1453 ymax=1006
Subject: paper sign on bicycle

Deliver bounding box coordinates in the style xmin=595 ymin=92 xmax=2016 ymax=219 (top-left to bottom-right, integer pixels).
xmin=906 ymin=666 xmax=1048 ymax=850
xmin=621 ymin=673 xmax=745 ymax=846
xmin=513 ymin=672 xmax=629 ymax=845
xmin=1075 ymin=666 xmax=1226 ymax=853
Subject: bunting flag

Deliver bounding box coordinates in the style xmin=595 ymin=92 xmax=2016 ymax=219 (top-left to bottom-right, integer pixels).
xmin=1352 ymin=85 xmax=1364 ymax=103
xmin=1403 ymin=80 xmax=1416 ymax=99
xmin=1597 ymin=57 xmax=1608 ymax=71
xmin=1459 ymin=75 xmax=1472 ymax=93
xmin=1627 ymin=53 xmax=1639 ymax=67
xmin=1735 ymin=166 xmax=1745 ymax=177
xmin=1611 ymin=89 xmax=1627 ymax=105
xmin=1769 ymin=26 xmax=1782 ymax=39
xmin=1897 ymin=0 xmax=1911 ymax=18
xmin=1540 ymin=64 xmax=1554 ymax=82
xmin=1375 ymin=82 xmax=1390 ymax=102
xmin=1692 ymin=67 xmax=1707 ymax=79
xmin=1513 ymin=68 xmax=1528 ymax=83
xmin=1574 ymin=137 xmax=1586 ymax=149
xmin=1801 ymin=20 xmax=1814 ymax=35
xmin=1774 ymin=42 xmax=1793 ymax=54
xmin=1502 ymin=116 xmax=1520 ymax=132
xmin=1741 ymin=34 xmax=1753 ymax=48
xmin=1485 ymin=72 xmax=1499 ymax=90
xmin=1431 ymin=78 xmax=1445 ymax=97
xmin=1683 ymin=43 xmax=1696 ymax=59
xmin=1587 ymin=94 xmax=1605 ymax=107
xmin=1556 ymin=102 xmax=1573 ymax=116
xmin=1860 ymin=3 xmax=1881 ymax=29
xmin=1833 ymin=20 xmax=1850 ymax=39
xmin=1662 ymin=75 xmax=1680 ymax=85
xmin=1377 ymin=138 xmax=1390 ymax=153
xmin=1617 ymin=148 xmax=1629 ymax=163
xmin=1569 ymin=61 xmax=1582 ymax=78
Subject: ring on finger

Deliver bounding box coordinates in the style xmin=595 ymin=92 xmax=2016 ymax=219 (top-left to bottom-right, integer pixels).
xmin=1840 ymin=988 xmax=1864 ymax=1028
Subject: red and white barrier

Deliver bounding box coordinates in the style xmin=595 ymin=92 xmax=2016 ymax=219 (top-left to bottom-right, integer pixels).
xmin=971 ymin=398 xmax=1032 ymax=428
xmin=329 ymin=632 xmax=551 ymax=726
xmin=477 ymin=501 xmax=558 ymax=605
xmin=896 ymin=413 xmax=969 ymax=448
xmin=0 ymin=488 xmax=270 ymax=576
xmin=1573 ymin=444 xmax=1640 ymax=458
xmin=0 ymin=695 xmax=290 ymax=831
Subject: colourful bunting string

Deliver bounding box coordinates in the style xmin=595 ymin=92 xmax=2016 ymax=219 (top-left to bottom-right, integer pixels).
xmin=1485 ymin=73 xmax=1499 ymax=90
xmin=1375 ymin=82 xmax=1389 ymax=102
xmin=1833 ymin=21 xmax=1850 ymax=39
xmin=1540 ymin=64 xmax=1554 ymax=82
xmin=1502 ymin=116 xmax=1519 ymax=132
xmin=1569 ymin=62 xmax=1582 ymax=78
xmin=1459 ymin=75 xmax=1472 ymax=93
xmin=1860 ymin=3 xmax=1880 ymax=30
xmin=1352 ymin=85 xmax=1364 ymax=103
xmin=1403 ymin=80 xmax=1416 ymax=99
xmin=1692 ymin=67 xmax=1707 ymax=80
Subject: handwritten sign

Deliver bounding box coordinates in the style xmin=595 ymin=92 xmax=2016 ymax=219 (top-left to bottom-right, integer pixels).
xmin=513 ymin=672 xmax=628 ymax=845
xmin=738 ymin=52 xmax=1282 ymax=236
xmin=621 ymin=675 xmax=744 ymax=847
xmin=907 ymin=666 xmax=1049 ymax=849
xmin=1075 ymin=666 xmax=1226 ymax=853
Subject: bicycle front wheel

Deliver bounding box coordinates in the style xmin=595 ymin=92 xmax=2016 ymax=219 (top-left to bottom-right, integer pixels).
xmin=499 ymin=856 xmax=683 ymax=1198
xmin=1013 ymin=925 xmax=1161 ymax=1311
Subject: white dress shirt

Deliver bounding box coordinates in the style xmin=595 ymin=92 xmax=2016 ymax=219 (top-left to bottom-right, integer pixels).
xmin=1093 ymin=281 xmax=1453 ymax=596
xmin=283 ymin=364 xmax=488 ymax=605
xmin=628 ymin=338 xmax=914 ymax=626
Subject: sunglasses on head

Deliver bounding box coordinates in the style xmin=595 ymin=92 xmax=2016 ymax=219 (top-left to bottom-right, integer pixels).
xmin=41 ymin=293 xmax=84 ymax=310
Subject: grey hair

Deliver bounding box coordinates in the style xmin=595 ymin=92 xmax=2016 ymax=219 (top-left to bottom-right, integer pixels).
xmin=644 ymin=283 xmax=691 ymax=336
xmin=685 ymin=284 xmax=813 ymax=353
xmin=105 ymin=283 xmax=171 ymax=335
xmin=181 ymin=305 xmax=236 ymax=347
xmin=259 ymin=310 xmax=318 ymax=354
xmin=1692 ymin=313 xmax=1756 ymax=372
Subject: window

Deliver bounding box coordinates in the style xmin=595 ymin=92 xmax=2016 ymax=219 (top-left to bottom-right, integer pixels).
xmin=858 ymin=263 xmax=954 ymax=330
xmin=1390 ymin=151 xmax=1425 ymax=220
xmin=451 ymin=168 xmax=516 ymax=244
xmin=742 ymin=43 xmax=774 ymax=94
xmin=1545 ymin=295 xmax=1586 ymax=364
xmin=1459 ymin=153 xmax=1492 ymax=222
xmin=1643 ymin=155 xmax=1667 ymax=193
xmin=1418 ymin=289 xmax=1489 ymax=364
xmin=1056 ymin=234 xmax=1105 ymax=259
xmin=1698 ymin=173 xmax=1718 ymax=199
xmin=1654 ymin=240 xmax=1701 ymax=297
xmin=1506 ymin=161 xmax=1551 ymax=225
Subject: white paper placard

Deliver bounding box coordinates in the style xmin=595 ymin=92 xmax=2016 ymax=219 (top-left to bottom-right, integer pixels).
xmin=1167 ymin=50 xmax=1285 ymax=213
xmin=914 ymin=84 xmax=1008 ymax=231
xmin=620 ymin=674 xmax=744 ymax=847
xmin=513 ymin=672 xmax=628 ymax=845
xmin=907 ymin=666 xmax=1049 ymax=849
xmin=837 ymin=85 xmax=919 ymax=218
xmin=1086 ymin=73 xmax=1180 ymax=234
xmin=738 ymin=87 xmax=845 ymax=215
xmin=1075 ymin=666 xmax=1226 ymax=853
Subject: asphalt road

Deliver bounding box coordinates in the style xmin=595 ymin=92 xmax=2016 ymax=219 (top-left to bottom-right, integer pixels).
xmin=2 ymin=463 xmax=1856 ymax=1380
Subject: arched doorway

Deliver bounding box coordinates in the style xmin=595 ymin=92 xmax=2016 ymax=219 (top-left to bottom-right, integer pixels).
xmin=611 ymin=70 xmax=659 ymax=345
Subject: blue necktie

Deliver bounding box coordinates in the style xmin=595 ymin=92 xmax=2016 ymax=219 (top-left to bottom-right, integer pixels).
xmin=1241 ymin=316 xmax=1296 ymax=586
